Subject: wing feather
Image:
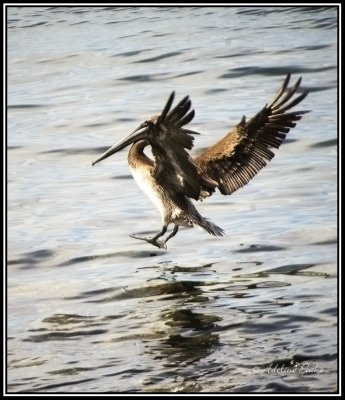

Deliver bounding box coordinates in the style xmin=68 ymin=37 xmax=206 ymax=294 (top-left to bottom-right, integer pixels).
xmin=194 ymin=74 xmax=310 ymax=198
xmin=147 ymin=93 xmax=216 ymax=200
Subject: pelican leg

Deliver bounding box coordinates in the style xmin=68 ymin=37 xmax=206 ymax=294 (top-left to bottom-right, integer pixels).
xmin=164 ymin=225 xmax=179 ymax=246
xmin=129 ymin=224 xmax=168 ymax=249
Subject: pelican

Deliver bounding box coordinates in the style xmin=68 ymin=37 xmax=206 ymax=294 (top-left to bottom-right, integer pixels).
xmin=92 ymin=74 xmax=309 ymax=249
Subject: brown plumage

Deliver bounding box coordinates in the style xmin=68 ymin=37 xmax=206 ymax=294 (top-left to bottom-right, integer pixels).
xmin=92 ymin=73 xmax=309 ymax=249
xmin=195 ymin=74 xmax=309 ymax=197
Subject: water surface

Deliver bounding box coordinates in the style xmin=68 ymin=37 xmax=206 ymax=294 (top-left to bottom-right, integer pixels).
xmin=7 ymin=6 xmax=337 ymax=393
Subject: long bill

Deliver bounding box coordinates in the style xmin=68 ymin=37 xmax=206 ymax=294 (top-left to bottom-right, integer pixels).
xmin=92 ymin=122 xmax=148 ymax=166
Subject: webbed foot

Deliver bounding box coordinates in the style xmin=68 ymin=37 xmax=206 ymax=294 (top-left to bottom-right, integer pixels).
xmin=129 ymin=234 xmax=167 ymax=249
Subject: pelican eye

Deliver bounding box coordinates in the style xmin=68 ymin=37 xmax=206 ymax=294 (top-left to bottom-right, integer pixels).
xmin=137 ymin=120 xmax=150 ymax=131
xmin=144 ymin=120 xmax=156 ymax=132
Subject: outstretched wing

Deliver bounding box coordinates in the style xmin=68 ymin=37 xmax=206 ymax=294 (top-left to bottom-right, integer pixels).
xmin=148 ymin=92 xmax=217 ymax=200
xmin=194 ymin=74 xmax=310 ymax=198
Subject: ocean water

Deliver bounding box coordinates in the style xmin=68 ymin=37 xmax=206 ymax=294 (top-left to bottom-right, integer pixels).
xmin=7 ymin=6 xmax=338 ymax=393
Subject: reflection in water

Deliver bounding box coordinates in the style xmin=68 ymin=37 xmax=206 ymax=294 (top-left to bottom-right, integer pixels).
xmin=9 ymin=257 xmax=337 ymax=392
xmin=158 ymin=309 xmax=220 ymax=364
xmin=77 ymin=281 xmax=205 ymax=302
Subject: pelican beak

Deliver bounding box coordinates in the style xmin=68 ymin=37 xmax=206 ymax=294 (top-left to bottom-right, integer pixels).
xmin=92 ymin=122 xmax=148 ymax=166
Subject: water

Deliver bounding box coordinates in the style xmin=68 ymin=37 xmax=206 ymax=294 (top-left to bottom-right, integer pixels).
xmin=7 ymin=6 xmax=338 ymax=393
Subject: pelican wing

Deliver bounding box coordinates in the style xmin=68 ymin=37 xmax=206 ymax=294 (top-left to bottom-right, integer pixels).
xmin=194 ymin=74 xmax=310 ymax=198
xmin=149 ymin=92 xmax=217 ymax=200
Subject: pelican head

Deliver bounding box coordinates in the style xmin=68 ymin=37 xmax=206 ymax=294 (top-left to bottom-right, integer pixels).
xmin=92 ymin=91 xmax=178 ymax=166
xmin=91 ymin=117 xmax=158 ymax=166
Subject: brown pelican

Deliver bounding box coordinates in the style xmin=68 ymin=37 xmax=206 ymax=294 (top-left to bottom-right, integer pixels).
xmin=92 ymin=74 xmax=309 ymax=249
